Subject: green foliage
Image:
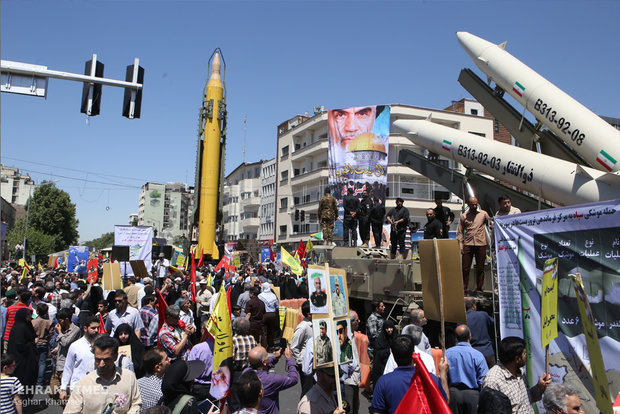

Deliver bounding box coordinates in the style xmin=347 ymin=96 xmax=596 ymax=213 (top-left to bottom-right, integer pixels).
xmin=27 ymin=181 xmax=79 ymax=251
xmin=6 ymin=217 xmax=57 ymax=261
xmin=82 ymin=232 xmax=114 ymax=251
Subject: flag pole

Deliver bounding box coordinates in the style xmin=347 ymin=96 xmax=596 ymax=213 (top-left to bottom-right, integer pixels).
xmin=325 ymin=261 xmax=344 ymax=410
xmin=433 ymin=238 xmax=446 ymax=355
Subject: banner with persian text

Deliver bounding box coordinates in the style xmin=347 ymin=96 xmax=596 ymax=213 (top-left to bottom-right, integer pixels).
xmin=327 ymin=105 xmax=390 ymax=236
xmin=114 ymin=225 xmax=153 ymax=276
xmin=494 ymin=200 xmax=620 ymax=413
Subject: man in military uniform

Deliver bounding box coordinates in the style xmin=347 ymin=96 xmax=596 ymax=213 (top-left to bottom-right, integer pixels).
xmin=331 ymin=279 xmax=347 ymax=316
xmin=358 ymin=189 xmax=373 ymax=247
xmin=310 ymin=275 xmax=327 ymax=308
xmin=386 ymin=197 xmax=410 ymax=259
xmin=336 ymin=320 xmax=353 ymax=363
xmin=318 ymin=187 xmax=337 ymax=245
xmin=343 ymin=188 xmax=360 ymax=247
xmin=315 ymin=320 xmax=333 ymax=365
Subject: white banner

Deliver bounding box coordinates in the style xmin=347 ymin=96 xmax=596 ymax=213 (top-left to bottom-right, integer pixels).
xmin=494 ymin=199 xmax=620 ymax=413
xmin=114 ymin=226 xmax=153 ymax=276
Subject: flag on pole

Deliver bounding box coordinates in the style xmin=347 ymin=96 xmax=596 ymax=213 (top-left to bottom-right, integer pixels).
xmin=197 ymin=249 xmax=205 ymax=268
xmin=310 ymin=231 xmax=323 ymax=240
xmin=214 ymin=256 xmax=229 ymax=272
xmin=393 ymin=353 xmax=451 ymax=414
xmin=21 ymin=262 xmax=31 ymax=281
xmin=190 ymin=252 xmax=197 ymax=301
xmin=281 ymin=247 xmax=302 ymax=276
xmin=206 ymin=283 xmax=233 ymax=400
xmin=306 ymin=239 xmax=314 ymax=253
xmin=98 ymin=314 xmax=107 ymax=334
xmin=155 ymin=288 xmax=168 ymax=335
xmin=168 ymin=264 xmax=181 ymax=275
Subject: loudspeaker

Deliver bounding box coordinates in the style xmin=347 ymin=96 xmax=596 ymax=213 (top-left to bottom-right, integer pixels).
xmin=163 ymin=245 xmax=173 ymax=260
xmin=111 ymin=245 xmax=130 ymax=262
xmin=152 ymin=245 xmax=173 ymax=260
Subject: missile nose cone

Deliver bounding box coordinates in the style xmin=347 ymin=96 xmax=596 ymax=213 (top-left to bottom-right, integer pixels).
xmin=392 ymin=119 xmax=418 ymax=135
xmin=210 ymin=52 xmax=222 ymax=81
xmin=456 ymin=31 xmax=494 ymax=63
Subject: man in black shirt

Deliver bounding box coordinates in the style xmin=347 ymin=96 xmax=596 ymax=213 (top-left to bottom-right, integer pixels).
xmin=423 ymin=208 xmax=444 ymax=239
xmin=358 ymin=189 xmax=373 ymax=247
xmin=369 ymin=196 xmax=386 ymax=248
xmin=342 ymin=188 xmax=360 ymax=247
xmin=434 ymin=198 xmax=454 ymax=239
xmin=386 ymin=197 xmax=409 ymax=259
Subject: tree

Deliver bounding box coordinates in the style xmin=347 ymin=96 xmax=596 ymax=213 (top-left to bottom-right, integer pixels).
xmin=27 ymin=181 xmax=79 ymax=251
xmin=6 ymin=218 xmax=57 ymax=261
xmin=82 ymin=232 xmax=114 ymax=251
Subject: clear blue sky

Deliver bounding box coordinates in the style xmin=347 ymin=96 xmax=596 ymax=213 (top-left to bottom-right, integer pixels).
xmin=2 ymin=1 xmax=619 ymax=242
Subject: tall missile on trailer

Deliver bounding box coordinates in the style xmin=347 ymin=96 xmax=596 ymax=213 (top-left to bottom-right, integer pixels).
xmin=392 ymin=118 xmax=620 ymax=206
xmin=456 ymin=31 xmax=620 ymax=173
xmin=196 ymin=52 xmax=224 ymax=261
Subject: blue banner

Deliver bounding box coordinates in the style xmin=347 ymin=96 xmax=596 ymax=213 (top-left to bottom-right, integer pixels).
xmin=261 ymin=247 xmax=271 ymax=263
xmin=68 ymin=246 xmax=89 ymax=274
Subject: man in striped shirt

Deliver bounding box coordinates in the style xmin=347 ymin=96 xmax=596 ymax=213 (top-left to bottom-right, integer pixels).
xmin=139 ymin=295 xmax=157 ymax=348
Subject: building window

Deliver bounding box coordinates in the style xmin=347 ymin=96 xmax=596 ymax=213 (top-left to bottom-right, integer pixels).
xmin=281 ymin=170 xmax=288 ymax=180
xmin=279 ymin=225 xmax=287 ymax=235
xmin=280 ymin=198 xmax=288 ymax=209
xmin=470 ymin=109 xmax=478 ymax=115
xmin=282 ymin=145 xmax=289 ymax=157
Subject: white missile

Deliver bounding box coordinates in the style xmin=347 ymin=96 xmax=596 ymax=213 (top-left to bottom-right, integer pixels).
xmin=392 ymin=118 xmax=620 ymax=206
xmin=456 ymin=31 xmax=620 ymax=174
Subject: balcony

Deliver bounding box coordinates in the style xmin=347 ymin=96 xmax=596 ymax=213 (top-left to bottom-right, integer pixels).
xmin=290 ymin=167 xmax=328 ymax=186
xmin=241 ymin=217 xmax=260 ymax=229
xmin=291 ymin=138 xmax=328 ymax=160
xmin=240 ymin=196 xmax=261 ymax=210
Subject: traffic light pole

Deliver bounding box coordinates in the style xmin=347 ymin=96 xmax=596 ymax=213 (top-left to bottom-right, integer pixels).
xmin=1 ymin=57 xmax=142 ymax=90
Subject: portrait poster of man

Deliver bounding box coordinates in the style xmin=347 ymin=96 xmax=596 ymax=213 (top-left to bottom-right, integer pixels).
xmin=313 ymin=318 xmax=334 ymax=367
xmin=309 ymin=268 xmax=329 ymax=314
xmin=334 ymin=318 xmax=354 ymax=364
xmin=327 ymin=105 xmax=391 ymax=236
xmin=330 ymin=272 xmax=348 ymax=318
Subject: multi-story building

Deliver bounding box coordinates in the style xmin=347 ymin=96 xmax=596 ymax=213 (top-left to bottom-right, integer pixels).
xmin=275 ymin=103 xmax=494 ymax=245
xmin=258 ymin=158 xmax=276 ymax=242
xmin=138 ymin=182 xmax=192 ymax=242
xmin=222 ymin=161 xmax=262 ymax=242
xmin=0 ymin=165 xmax=36 ymax=206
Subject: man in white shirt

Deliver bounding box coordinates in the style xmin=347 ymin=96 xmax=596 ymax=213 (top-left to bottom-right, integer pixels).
xmin=59 ymin=316 xmax=100 ymax=400
xmin=383 ymin=324 xmax=437 ymax=376
xmin=154 ymin=253 xmax=169 ymax=289
xmin=290 ymin=301 xmax=314 ymax=397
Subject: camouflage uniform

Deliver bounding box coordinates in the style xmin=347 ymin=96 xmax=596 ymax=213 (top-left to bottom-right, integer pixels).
xmin=318 ymin=193 xmax=337 ymax=243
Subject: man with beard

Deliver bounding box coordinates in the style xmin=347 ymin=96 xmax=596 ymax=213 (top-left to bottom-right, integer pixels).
xmin=386 ymin=198 xmax=409 ymax=259
xmin=482 ymin=337 xmax=551 ymax=414
xmin=336 ymin=320 xmax=353 ymax=363
xmin=310 ymin=276 xmax=327 ymax=309
xmin=331 ymin=279 xmax=347 ymax=316
xmin=368 ymin=196 xmax=386 ymax=248
xmin=343 ymin=188 xmax=360 ymax=247
xmin=358 ymin=189 xmax=373 ymax=247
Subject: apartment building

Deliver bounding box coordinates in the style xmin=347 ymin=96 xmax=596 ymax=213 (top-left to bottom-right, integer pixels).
xmin=138 ymin=182 xmax=192 ymax=242
xmin=222 ymin=161 xmax=262 ymax=241
xmin=275 ymin=103 xmax=494 ymax=245
xmin=258 ymin=158 xmax=276 ymax=242
xmin=0 ymin=165 xmax=37 ymax=206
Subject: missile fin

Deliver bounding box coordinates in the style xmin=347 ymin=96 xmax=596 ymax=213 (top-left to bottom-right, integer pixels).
xmin=425 ymin=113 xmax=432 ymax=121
xmin=574 ymin=164 xmax=594 ymax=179
xmin=498 ymin=41 xmax=508 ymax=50
xmin=594 ymin=171 xmax=620 ymax=186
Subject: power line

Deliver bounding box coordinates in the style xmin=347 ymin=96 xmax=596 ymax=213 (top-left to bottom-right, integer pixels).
xmin=14 ymin=167 xmax=141 ymax=189
xmin=2 ymin=156 xmax=151 ymax=183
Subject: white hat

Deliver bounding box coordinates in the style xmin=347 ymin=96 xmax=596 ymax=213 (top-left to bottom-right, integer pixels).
xmin=199 ymin=279 xmax=208 ymax=285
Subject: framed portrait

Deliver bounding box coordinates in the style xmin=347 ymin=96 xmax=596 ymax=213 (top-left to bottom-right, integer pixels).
xmin=308 ymin=267 xmax=329 ymax=314
xmin=312 ymin=317 xmax=334 ymax=368
xmin=333 ymin=317 xmax=354 ymax=364
xmin=329 ymin=270 xmax=348 ymax=318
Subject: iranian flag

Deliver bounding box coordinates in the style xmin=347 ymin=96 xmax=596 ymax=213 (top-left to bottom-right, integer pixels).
xmin=512 ymin=81 xmax=525 ymax=97
xmin=596 ymin=150 xmax=617 ymax=172
xmin=442 ymin=140 xmax=451 ymax=152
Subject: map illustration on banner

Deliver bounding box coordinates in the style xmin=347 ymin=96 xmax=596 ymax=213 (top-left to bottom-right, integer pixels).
xmin=327 ymin=105 xmax=390 ymax=235
xmin=114 ymin=225 xmax=154 ymax=276
xmin=494 ymin=200 xmax=620 ymax=414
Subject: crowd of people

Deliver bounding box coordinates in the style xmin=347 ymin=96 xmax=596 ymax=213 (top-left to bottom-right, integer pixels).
xmin=0 ymin=227 xmax=586 ymax=414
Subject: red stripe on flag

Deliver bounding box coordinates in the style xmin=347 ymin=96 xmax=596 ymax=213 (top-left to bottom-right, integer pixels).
xmin=512 ymin=87 xmax=522 ymax=97
xmin=596 ymin=157 xmax=613 ymax=172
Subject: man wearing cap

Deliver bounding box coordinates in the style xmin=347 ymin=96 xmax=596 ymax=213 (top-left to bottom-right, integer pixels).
xmin=196 ymin=278 xmax=213 ymax=326
xmin=154 ymin=252 xmax=169 ymax=289
xmin=315 ymin=320 xmax=333 ymax=366
xmin=64 ymin=335 xmax=142 ymax=414
xmin=386 ymin=198 xmax=410 ymax=259
xmin=297 ymin=367 xmax=346 ymax=414
xmin=331 ymin=279 xmax=347 ymax=316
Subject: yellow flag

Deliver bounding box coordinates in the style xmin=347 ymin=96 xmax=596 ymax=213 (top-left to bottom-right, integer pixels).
xmin=206 ymin=283 xmax=233 ymax=371
xmin=38 ymin=263 xmax=44 ymax=271
xmin=306 ymin=239 xmax=314 ymax=252
xmin=19 ymin=258 xmax=25 ymax=267
xmin=541 ymin=258 xmax=558 ymax=348
xmin=281 ymin=247 xmax=302 ymax=276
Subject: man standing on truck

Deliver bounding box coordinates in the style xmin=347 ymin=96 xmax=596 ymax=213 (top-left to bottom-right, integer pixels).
xmin=386 ymin=198 xmax=409 ymax=259
xmin=318 ymin=187 xmax=337 ymax=246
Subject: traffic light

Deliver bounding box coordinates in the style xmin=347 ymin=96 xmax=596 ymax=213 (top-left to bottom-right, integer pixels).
xmin=122 ymin=60 xmax=144 ymax=119
xmin=80 ymin=56 xmax=104 ymax=116
xmin=300 ymin=210 xmax=305 ymax=222
xmin=295 ymin=209 xmax=300 ymax=221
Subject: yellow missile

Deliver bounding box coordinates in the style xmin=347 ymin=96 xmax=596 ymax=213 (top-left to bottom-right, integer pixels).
xmin=196 ymin=51 xmax=224 ymax=260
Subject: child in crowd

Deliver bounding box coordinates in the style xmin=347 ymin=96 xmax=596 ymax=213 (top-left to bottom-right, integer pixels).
xmin=1 ymin=354 xmax=24 ymax=414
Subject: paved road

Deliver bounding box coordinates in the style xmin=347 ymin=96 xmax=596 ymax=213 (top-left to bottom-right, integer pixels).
xmin=30 ymin=357 xmax=371 ymax=414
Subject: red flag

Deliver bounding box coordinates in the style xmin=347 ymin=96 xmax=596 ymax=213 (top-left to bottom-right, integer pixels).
xmin=269 ymin=239 xmax=275 ymax=263
xmin=215 ymin=256 xmax=229 ymax=272
xmin=87 ymin=259 xmax=98 ymax=283
xmin=298 ymin=239 xmax=307 ymax=268
xmin=190 ymin=252 xmax=197 ymax=301
xmin=257 ymin=264 xmax=263 ymax=275
xmin=393 ymin=353 xmax=451 ymax=414
xmin=98 ymin=314 xmax=106 ymax=333
xmin=226 ymin=285 xmax=232 ymax=317
xmin=155 ymin=288 xmax=168 ymax=335
xmin=197 ymin=248 xmax=204 ymax=268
